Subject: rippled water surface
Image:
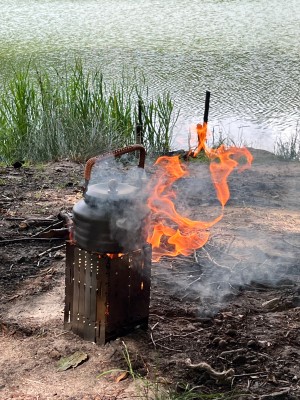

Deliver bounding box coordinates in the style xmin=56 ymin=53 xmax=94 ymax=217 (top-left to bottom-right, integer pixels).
xmin=0 ymin=0 xmax=299 ymax=149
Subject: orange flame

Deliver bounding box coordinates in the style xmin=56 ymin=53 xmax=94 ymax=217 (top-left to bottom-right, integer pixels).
xmin=147 ymin=123 xmax=253 ymax=262
xmin=98 ymin=253 xmax=124 ymax=260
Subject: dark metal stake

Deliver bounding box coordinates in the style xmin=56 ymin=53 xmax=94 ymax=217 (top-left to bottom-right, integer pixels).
xmin=203 ymin=90 xmax=211 ymax=124
xmin=135 ymin=98 xmax=143 ymax=145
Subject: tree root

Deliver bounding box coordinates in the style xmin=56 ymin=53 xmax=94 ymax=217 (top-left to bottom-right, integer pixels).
xmin=185 ymin=358 xmax=235 ymax=382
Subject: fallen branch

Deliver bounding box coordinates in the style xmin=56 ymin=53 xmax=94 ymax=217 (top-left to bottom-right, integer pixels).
xmin=5 ymin=217 xmax=57 ymax=226
xmin=32 ymin=220 xmax=64 ymax=237
xmin=38 ymin=244 xmax=65 ymax=257
xmin=260 ymin=388 xmax=290 ymax=399
xmin=220 ymin=348 xmax=245 ymax=357
xmin=148 ymin=329 xmax=203 ymax=346
xmin=234 ymin=371 xmax=268 ymax=378
xmin=283 ymin=238 xmax=300 ymax=248
xmin=0 ymin=237 xmax=65 ymax=246
xmin=155 ymin=343 xmax=182 ymax=352
xmin=183 ymin=275 xmax=203 ymax=291
xmin=149 ymin=322 xmax=159 ymax=349
xmin=201 ymin=247 xmax=232 ymax=271
xmin=185 ymin=358 xmax=234 ymax=382
xmin=33 ymin=228 xmax=69 ymax=239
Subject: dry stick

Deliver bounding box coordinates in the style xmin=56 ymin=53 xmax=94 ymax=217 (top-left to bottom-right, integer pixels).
xmin=283 ymin=238 xmax=300 ymax=248
xmin=38 ymin=244 xmax=65 ymax=257
xmin=184 ymin=275 xmax=203 ymax=289
xmin=193 ymin=249 xmax=198 ymax=263
xmin=201 ymin=247 xmax=232 ymax=271
xmin=234 ymin=371 xmax=268 ymax=378
xmin=5 ymin=217 xmax=57 ymax=224
xmin=148 ymin=329 xmax=204 ymax=345
xmin=225 ymin=235 xmax=236 ymax=254
xmin=149 ymin=322 xmax=159 ymax=349
xmin=149 ymin=333 xmax=172 ymax=345
xmin=32 ymin=220 xmax=64 ymax=237
xmin=219 ymin=348 xmax=245 ymax=357
xmin=5 ymin=217 xmax=30 ymax=221
xmin=150 ymin=322 xmax=159 ymax=330
xmin=208 ymin=242 xmax=241 ymax=264
xmin=155 ymin=343 xmax=182 ymax=352
xmin=181 ymin=275 xmax=203 ymax=300
xmin=187 ymin=127 xmax=192 ymax=153
xmin=34 ymin=228 xmax=69 ymax=239
xmin=149 ymin=313 xmax=166 ymax=320
xmin=0 ymin=237 xmax=64 ymax=246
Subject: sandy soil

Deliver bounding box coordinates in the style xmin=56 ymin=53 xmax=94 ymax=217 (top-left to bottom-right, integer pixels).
xmin=0 ymin=149 xmax=299 ymax=400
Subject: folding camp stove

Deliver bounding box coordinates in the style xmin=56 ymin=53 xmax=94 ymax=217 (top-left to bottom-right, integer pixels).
xmin=64 ymin=145 xmax=151 ymax=344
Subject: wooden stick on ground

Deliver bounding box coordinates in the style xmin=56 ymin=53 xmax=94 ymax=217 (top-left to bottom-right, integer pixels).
xmin=38 ymin=244 xmax=65 ymax=257
xmin=0 ymin=237 xmax=65 ymax=246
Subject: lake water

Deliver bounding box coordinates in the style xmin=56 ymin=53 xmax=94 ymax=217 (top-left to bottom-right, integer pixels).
xmin=0 ymin=0 xmax=299 ymax=151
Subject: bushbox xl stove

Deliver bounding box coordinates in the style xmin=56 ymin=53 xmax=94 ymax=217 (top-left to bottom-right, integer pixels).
xmin=64 ymin=145 xmax=151 ymax=344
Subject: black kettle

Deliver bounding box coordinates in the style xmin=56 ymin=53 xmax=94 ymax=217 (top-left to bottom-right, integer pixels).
xmin=72 ymin=145 xmax=148 ymax=253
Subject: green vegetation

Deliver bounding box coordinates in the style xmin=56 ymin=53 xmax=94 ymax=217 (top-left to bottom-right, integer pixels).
xmin=274 ymin=124 xmax=300 ymax=161
xmin=97 ymin=342 xmax=245 ymax=400
xmin=0 ymin=60 xmax=178 ymax=163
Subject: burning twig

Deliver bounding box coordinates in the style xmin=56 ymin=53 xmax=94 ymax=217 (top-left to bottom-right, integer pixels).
xmin=185 ymin=358 xmax=235 ymax=383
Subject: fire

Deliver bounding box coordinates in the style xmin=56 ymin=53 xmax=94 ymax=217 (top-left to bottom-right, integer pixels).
xmin=98 ymin=253 xmax=124 ymax=260
xmin=147 ymin=122 xmax=253 ymax=262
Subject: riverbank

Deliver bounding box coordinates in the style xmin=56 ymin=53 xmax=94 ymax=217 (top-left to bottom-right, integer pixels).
xmin=0 ymin=149 xmax=299 ymax=399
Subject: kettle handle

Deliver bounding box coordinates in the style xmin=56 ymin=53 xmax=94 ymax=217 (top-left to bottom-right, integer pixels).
xmin=84 ymin=144 xmax=146 ymax=190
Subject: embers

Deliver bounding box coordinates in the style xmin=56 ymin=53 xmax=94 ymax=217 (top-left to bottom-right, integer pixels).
xmin=64 ymin=242 xmax=151 ymax=344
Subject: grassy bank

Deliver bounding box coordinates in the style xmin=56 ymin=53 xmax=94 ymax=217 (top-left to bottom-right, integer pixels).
xmin=0 ymin=60 xmax=178 ymax=163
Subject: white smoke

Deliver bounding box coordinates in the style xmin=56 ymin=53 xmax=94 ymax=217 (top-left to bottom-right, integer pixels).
xmin=151 ymin=156 xmax=300 ymax=316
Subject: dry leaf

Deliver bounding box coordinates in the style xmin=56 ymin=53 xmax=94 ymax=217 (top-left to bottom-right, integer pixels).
xmin=57 ymin=351 xmax=88 ymax=371
xmin=115 ymin=371 xmax=129 ymax=383
xmin=262 ymin=298 xmax=281 ymax=310
xmin=18 ymin=222 xmax=28 ymax=230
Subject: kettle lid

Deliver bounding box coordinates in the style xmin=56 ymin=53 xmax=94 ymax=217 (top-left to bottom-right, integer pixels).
xmin=85 ymin=179 xmax=137 ymax=201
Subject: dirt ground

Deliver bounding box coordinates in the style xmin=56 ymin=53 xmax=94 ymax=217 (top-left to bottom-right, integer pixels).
xmin=0 ymin=148 xmax=300 ymax=400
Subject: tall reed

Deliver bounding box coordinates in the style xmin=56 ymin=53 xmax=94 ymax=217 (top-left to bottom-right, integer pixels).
xmin=274 ymin=123 xmax=300 ymax=161
xmin=0 ymin=60 xmax=178 ymax=163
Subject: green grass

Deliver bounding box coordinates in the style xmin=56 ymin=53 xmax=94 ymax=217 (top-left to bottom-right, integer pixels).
xmin=0 ymin=60 xmax=178 ymax=163
xmin=274 ymin=123 xmax=300 ymax=161
xmin=97 ymin=342 xmax=247 ymax=400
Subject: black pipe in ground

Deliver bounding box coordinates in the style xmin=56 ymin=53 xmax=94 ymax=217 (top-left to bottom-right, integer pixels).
xmin=203 ymin=90 xmax=211 ymax=124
